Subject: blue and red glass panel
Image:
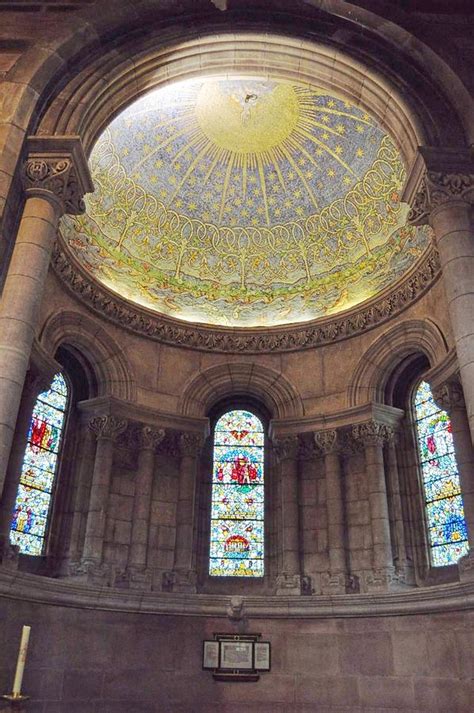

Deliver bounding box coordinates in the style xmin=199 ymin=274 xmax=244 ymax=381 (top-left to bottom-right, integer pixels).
xmin=414 ymin=380 xmax=468 ymax=566
xmin=210 ymin=410 xmax=264 ymax=576
xmin=10 ymin=373 xmax=68 ymax=555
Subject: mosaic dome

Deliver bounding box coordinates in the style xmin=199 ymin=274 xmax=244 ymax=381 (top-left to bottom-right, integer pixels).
xmin=62 ymin=77 xmax=432 ymax=327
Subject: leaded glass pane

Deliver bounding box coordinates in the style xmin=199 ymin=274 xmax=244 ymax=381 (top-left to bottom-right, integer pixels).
xmin=10 ymin=373 xmax=68 ymax=555
xmin=209 ymin=409 xmax=264 ymax=577
xmin=414 ymin=380 xmax=469 ymax=567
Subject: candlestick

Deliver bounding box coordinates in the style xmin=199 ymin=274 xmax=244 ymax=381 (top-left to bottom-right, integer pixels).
xmin=12 ymin=626 xmax=30 ymax=698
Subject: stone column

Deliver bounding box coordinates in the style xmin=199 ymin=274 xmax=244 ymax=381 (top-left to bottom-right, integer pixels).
xmin=403 ymin=149 xmax=474 ymax=442
xmin=432 ymin=378 xmax=474 ymax=578
xmin=314 ymin=429 xmax=348 ymax=593
xmin=0 ymin=137 xmax=92 ymax=500
xmin=172 ymin=432 xmax=202 ymax=592
xmin=0 ymin=370 xmax=50 ymax=563
xmin=128 ymin=426 xmax=165 ymax=573
xmin=353 ymin=420 xmax=395 ymax=590
xmin=385 ymin=432 xmax=407 ymax=571
xmin=274 ymin=435 xmax=301 ymax=595
xmin=81 ymin=415 xmax=127 ymax=570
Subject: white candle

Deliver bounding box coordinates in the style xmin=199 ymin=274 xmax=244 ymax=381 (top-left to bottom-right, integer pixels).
xmin=12 ymin=625 xmax=31 ymax=697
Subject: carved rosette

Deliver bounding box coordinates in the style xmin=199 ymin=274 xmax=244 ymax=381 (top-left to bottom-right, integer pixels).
xmin=135 ymin=425 xmax=165 ymax=451
xmin=89 ymin=415 xmax=128 ymax=442
xmin=352 ymin=420 xmax=393 ymax=448
xmin=314 ymin=429 xmax=339 ymax=455
xmin=179 ymin=432 xmax=203 ymax=457
xmin=408 ymin=172 xmax=474 ymax=226
xmin=274 ymin=435 xmax=300 ymax=463
xmin=432 ymin=378 xmax=465 ymax=414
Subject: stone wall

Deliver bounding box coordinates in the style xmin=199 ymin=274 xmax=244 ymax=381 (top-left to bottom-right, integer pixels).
xmin=1 ymin=592 xmax=473 ymax=713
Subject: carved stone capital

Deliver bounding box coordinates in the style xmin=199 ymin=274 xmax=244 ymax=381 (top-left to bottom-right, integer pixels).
xmin=314 ymin=429 xmax=339 ymax=455
xmin=274 ymin=435 xmax=300 ymax=462
xmin=135 ymin=425 xmax=165 ymax=451
xmin=23 ymin=137 xmax=93 ymax=215
xmin=431 ymin=378 xmax=465 ymax=414
xmin=403 ymin=148 xmax=474 ymax=226
xmin=89 ymin=415 xmax=128 ymax=442
xmin=179 ymin=432 xmax=203 ymax=457
xmin=352 ymin=420 xmax=393 ymax=447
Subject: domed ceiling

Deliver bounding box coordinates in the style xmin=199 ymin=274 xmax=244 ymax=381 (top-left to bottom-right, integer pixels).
xmin=62 ymin=77 xmax=432 ymax=327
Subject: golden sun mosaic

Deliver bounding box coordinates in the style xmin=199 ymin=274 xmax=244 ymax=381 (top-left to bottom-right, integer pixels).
xmin=62 ymin=77 xmax=432 ymax=327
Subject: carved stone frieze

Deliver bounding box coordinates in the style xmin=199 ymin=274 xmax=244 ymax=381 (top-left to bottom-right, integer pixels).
xmin=51 ymin=238 xmax=440 ymax=354
xmin=89 ymin=415 xmax=128 ymax=441
xmin=352 ymin=420 xmax=393 ymax=447
xmin=408 ymin=172 xmax=474 ymax=226
xmin=432 ymin=377 xmax=465 ymax=414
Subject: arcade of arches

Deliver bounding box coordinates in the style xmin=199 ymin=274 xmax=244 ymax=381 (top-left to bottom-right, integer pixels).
xmin=0 ymin=1 xmax=474 ymax=711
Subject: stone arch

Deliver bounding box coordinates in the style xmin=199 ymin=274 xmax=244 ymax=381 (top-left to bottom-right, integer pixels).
xmin=39 ymin=310 xmax=136 ymax=402
xmin=180 ymin=362 xmax=304 ymax=419
xmin=348 ymin=319 xmax=449 ymax=407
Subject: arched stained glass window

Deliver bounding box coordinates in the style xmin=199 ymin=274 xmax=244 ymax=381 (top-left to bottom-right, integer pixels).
xmin=209 ymin=410 xmax=264 ymax=577
xmin=414 ymin=380 xmax=469 ymax=567
xmin=10 ymin=373 xmax=68 ymax=556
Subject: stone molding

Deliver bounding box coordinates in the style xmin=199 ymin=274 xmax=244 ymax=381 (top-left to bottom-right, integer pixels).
xmin=88 ymin=415 xmax=128 ymax=441
xmin=51 ymin=238 xmax=440 ymax=354
xmin=23 ymin=136 xmax=93 ymax=215
xmin=314 ymin=429 xmax=339 ymax=455
xmin=352 ymin=420 xmax=394 ymax=447
xmin=431 ymin=377 xmax=465 ymax=414
xmin=3 ymin=568 xmax=474 ymax=618
xmin=134 ymin=425 xmax=165 ymax=452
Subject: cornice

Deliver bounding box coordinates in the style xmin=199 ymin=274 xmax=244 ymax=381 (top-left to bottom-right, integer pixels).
xmin=77 ymin=395 xmax=210 ymax=437
xmin=0 ymin=569 xmax=473 ymax=619
xmin=52 ymin=237 xmax=440 ymax=354
xmin=269 ymin=402 xmax=404 ymax=439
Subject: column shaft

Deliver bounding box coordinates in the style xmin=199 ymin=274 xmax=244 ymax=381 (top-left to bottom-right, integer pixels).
xmin=0 ymin=197 xmax=60 ymax=497
xmin=82 ymin=416 xmax=127 ymax=566
xmin=280 ymin=456 xmax=300 ymax=576
xmin=431 ymin=203 xmax=474 ymax=443
xmin=174 ymin=433 xmax=201 ymax=577
xmin=365 ymin=442 xmax=393 ymax=570
xmin=0 ymin=376 xmax=44 ymax=550
xmin=324 ymin=450 xmax=346 ymax=575
xmin=386 ymin=438 xmax=407 ymax=565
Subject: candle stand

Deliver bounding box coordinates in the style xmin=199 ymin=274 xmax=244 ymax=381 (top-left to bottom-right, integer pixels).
xmin=1 ymin=694 xmax=29 ymax=712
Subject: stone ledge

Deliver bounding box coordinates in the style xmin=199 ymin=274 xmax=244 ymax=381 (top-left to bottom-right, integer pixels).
xmin=1 ymin=568 xmax=474 ymax=619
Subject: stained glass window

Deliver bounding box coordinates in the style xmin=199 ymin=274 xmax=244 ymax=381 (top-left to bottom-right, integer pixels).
xmin=10 ymin=373 xmax=68 ymax=556
xmin=414 ymin=380 xmax=469 ymax=567
xmin=209 ymin=410 xmax=264 ymax=577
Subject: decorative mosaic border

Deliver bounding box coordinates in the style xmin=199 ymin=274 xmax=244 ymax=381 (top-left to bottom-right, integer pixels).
xmin=52 ymin=238 xmax=440 ymax=354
